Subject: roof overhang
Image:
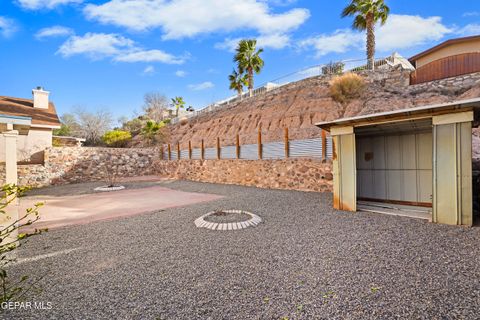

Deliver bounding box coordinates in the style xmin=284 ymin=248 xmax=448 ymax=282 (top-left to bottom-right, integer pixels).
xmin=0 ymin=114 xmax=31 ymax=135
xmin=409 ymin=35 xmax=480 ymax=62
xmin=316 ymin=98 xmax=480 ymax=132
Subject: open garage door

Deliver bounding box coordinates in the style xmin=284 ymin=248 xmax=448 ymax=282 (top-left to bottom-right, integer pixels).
xmin=355 ymin=119 xmax=433 ymax=219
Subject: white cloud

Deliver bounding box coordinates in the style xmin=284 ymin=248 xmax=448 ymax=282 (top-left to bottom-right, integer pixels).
xmin=265 ymin=0 xmax=297 ymax=6
xmin=35 ymin=26 xmax=73 ymax=39
xmin=175 ymin=70 xmax=187 ymax=77
xmin=17 ymin=0 xmax=83 ymax=10
xmin=0 ymin=17 xmax=17 ymax=38
xmin=84 ymin=0 xmax=309 ymax=40
xmin=299 ymin=29 xmax=363 ymax=58
xmin=115 ymin=49 xmax=186 ymax=64
xmin=216 ymin=33 xmax=291 ymax=51
xmin=463 ymin=11 xmax=480 ymax=17
xmin=300 ymin=14 xmax=453 ymax=57
xmin=58 ymin=33 xmax=134 ymax=59
xmin=457 ymin=24 xmax=480 ymax=36
xmin=188 ymin=81 xmax=214 ymax=91
xmin=375 ymin=15 xmax=452 ymax=52
xmin=57 ymin=32 xmax=185 ymax=64
xmin=142 ymin=65 xmax=155 ymax=75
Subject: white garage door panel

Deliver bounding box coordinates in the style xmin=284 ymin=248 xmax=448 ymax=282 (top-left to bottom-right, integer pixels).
xmin=373 ymin=170 xmax=387 ymax=199
xmin=357 ymin=132 xmax=432 ymax=204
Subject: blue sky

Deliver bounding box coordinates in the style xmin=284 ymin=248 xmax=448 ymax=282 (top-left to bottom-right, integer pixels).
xmin=1 ymin=0 xmax=479 ymax=121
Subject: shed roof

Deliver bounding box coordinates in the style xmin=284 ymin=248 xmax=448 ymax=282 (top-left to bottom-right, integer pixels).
xmin=0 ymin=95 xmax=61 ymax=128
xmin=316 ymin=98 xmax=480 ymax=131
xmin=409 ymin=35 xmax=480 ymax=62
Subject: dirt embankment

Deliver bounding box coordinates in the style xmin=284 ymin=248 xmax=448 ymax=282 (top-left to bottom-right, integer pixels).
xmin=169 ymin=69 xmax=480 ymax=148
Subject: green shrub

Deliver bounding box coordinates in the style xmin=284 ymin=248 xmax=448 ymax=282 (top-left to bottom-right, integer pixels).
xmin=329 ymin=72 xmax=366 ymax=105
xmin=1 ymin=184 xmax=45 ymax=303
xmin=102 ymin=130 xmax=132 ymax=148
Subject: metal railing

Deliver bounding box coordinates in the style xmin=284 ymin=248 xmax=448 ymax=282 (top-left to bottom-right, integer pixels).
xmin=170 ymin=55 xmax=401 ymax=124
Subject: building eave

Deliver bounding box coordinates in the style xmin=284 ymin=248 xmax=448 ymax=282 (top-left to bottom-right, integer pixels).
xmin=315 ymin=98 xmax=480 ymax=131
xmin=409 ymin=35 xmax=480 ymax=62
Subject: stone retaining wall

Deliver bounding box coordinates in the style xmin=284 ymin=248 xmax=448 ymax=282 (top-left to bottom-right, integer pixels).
xmin=154 ymin=158 xmax=333 ymax=193
xmin=0 ymin=147 xmax=159 ymax=187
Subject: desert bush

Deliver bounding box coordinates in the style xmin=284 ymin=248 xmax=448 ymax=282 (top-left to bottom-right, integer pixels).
xmin=322 ymin=61 xmax=345 ymax=75
xmin=1 ymin=185 xmax=45 ymax=303
xmin=329 ymin=72 xmax=366 ymax=105
xmin=102 ymin=130 xmax=132 ymax=148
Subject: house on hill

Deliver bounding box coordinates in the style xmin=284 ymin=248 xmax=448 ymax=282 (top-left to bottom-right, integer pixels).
xmin=409 ymin=35 xmax=480 ymax=84
xmin=0 ymin=87 xmax=61 ymax=164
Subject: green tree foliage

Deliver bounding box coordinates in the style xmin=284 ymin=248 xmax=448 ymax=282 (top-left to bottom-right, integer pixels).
xmin=102 ymin=130 xmax=132 ymax=148
xmin=228 ymin=69 xmax=248 ymax=98
xmin=1 ymin=185 xmax=45 ymax=303
xmin=234 ymin=39 xmax=264 ymax=97
xmin=341 ymin=0 xmax=390 ymax=69
xmin=53 ymin=113 xmax=80 ymax=137
xmin=171 ymin=97 xmax=186 ymax=117
xmin=141 ymin=120 xmax=168 ymax=146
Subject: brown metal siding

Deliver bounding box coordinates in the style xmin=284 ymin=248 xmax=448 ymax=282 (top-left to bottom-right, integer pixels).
xmin=410 ymin=52 xmax=480 ymax=85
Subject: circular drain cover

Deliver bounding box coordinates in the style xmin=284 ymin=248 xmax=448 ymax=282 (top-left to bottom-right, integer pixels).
xmin=194 ymin=210 xmax=262 ymax=231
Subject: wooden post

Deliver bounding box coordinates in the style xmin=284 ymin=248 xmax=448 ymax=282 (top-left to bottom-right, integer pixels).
xmin=168 ymin=144 xmax=171 ymax=160
xmin=188 ymin=141 xmax=192 ymax=159
xmin=284 ymin=127 xmax=289 ymax=159
xmin=201 ymin=139 xmax=205 ymax=160
xmin=258 ymin=128 xmax=262 ymax=160
xmin=159 ymin=145 xmax=164 ymax=160
xmin=236 ymin=134 xmax=240 ymax=159
xmin=216 ymin=137 xmax=221 ymax=160
xmin=177 ymin=142 xmax=180 ymax=160
xmin=321 ymin=130 xmax=327 ymax=160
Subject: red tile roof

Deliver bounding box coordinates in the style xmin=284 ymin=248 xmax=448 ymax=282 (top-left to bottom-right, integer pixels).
xmin=0 ymin=95 xmax=60 ymax=127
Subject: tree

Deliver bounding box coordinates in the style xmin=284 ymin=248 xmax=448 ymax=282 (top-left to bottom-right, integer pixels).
xmin=141 ymin=120 xmax=167 ymax=146
xmin=341 ymin=0 xmax=390 ymax=70
xmin=53 ymin=113 xmax=81 ymax=137
xmin=143 ymin=92 xmax=170 ymax=122
xmin=171 ymin=97 xmax=185 ymax=117
xmin=74 ymin=109 xmax=113 ymax=146
xmin=234 ymin=39 xmax=264 ymax=97
xmin=228 ymin=69 xmax=248 ymax=98
xmin=102 ymin=130 xmax=132 ymax=148
xmin=120 ymin=117 xmax=145 ymax=136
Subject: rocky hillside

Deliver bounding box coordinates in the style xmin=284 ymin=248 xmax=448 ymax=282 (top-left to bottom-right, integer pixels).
xmin=169 ymin=69 xmax=480 ymax=148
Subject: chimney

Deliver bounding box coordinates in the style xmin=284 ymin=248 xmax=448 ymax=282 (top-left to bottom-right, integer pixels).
xmin=32 ymin=86 xmax=50 ymax=109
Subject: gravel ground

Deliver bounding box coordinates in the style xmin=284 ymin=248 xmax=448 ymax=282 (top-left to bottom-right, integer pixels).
xmin=204 ymin=211 xmax=251 ymax=223
xmin=24 ymin=179 xmax=173 ymax=197
xmin=5 ymin=181 xmax=480 ymax=319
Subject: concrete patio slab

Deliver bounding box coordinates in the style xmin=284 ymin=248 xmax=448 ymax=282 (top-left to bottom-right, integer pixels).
xmin=19 ymin=185 xmax=223 ymax=231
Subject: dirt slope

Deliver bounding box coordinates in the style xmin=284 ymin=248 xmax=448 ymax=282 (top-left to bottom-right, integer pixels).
xmin=169 ymin=69 xmax=480 ymax=148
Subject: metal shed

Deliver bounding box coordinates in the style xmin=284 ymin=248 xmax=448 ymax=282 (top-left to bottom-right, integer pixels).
xmin=316 ymin=98 xmax=480 ymax=226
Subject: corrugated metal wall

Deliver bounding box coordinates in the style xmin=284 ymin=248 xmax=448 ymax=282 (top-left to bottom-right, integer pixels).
xmin=162 ymin=137 xmax=333 ymax=161
xmin=356 ymin=132 xmax=433 ymax=204
xmin=433 ymin=121 xmax=472 ymax=225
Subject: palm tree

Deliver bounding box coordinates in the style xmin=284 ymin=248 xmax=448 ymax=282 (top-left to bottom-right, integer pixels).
xmin=228 ymin=69 xmax=248 ymax=99
xmin=341 ymin=0 xmax=390 ymax=70
xmin=234 ymin=39 xmax=264 ymax=97
xmin=141 ymin=120 xmax=166 ymax=146
xmin=171 ymin=96 xmax=186 ymax=117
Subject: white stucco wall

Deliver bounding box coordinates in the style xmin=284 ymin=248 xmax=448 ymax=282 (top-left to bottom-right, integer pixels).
xmin=0 ymin=128 xmax=52 ymax=162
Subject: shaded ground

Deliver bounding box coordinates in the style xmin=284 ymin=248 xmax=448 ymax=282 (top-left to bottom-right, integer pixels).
xmin=19 ymin=179 xmax=222 ymax=232
xmin=6 ymin=181 xmax=480 ymax=319
xmin=24 ymin=176 xmax=172 ymax=197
